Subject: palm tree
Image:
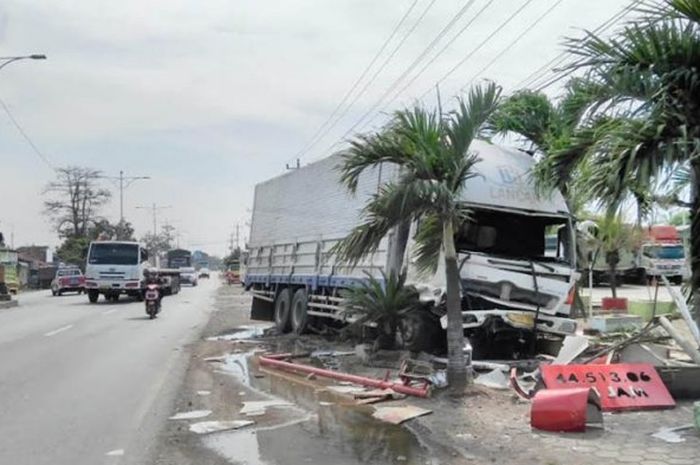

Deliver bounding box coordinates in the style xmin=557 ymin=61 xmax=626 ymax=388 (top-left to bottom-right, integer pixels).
xmin=541 ymin=0 xmax=700 ymax=324
xmin=335 ymin=82 xmax=502 ymax=391
xmin=341 ymin=271 xmax=419 ymax=350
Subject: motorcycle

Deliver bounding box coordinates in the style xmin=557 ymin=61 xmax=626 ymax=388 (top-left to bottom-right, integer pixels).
xmin=144 ymin=282 xmax=161 ymax=319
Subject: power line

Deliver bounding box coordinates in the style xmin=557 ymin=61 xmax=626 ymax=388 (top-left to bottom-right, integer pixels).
xmin=513 ymin=0 xmax=639 ymax=91
xmin=419 ymin=0 xmax=536 ymax=100
xmin=0 ymin=97 xmax=54 ymax=170
xmin=295 ymin=0 xmax=438 ymax=163
xmin=346 ymin=0 xmax=488 ymax=136
xmin=287 ymin=0 xmax=421 ymax=165
xmin=459 ymin=0 xmax=565 ymax=92
xmin=371 ymin=0 xmax=495 ymax=122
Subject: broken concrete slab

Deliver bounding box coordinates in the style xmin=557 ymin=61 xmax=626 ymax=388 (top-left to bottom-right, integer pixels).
xmin=619 ymin=343 xmax=670 ymax=366
xmin=169 ymin=410 xmax=212 ymax=420
xmin=372 ymin=405 xmax=432 ymax=425
xmin=475 ymin=368 xmax=510 ymax=390
xmin=589 ymin=315 xmax=643 ymax=333
xmin=189 ymin=420 xmax=255 ymax=434
xmin=552 ymin=335 xmax=590 ymax=365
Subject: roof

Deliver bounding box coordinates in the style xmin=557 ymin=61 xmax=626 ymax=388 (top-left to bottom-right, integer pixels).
xmin=459 ymin=140 xmax=569 ymax=216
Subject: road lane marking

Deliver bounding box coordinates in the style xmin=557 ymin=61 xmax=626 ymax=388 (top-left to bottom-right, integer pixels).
xmin=44 ymin=324 xmax=74 ymax=337
xmin=105 ymin=449 xmax=124 ymax=456
xmin=102 ymin=308 xmax=118 ymax=315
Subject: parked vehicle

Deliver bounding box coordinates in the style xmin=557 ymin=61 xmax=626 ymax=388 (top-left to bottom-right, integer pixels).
xmin=51 ymin=267 xmax=85 ymax=296
xmin=179 ymin=267 xmax=198 ymax=286
xmin=576 ymin=220 xmax=639 ymax=285
xmin=245 ymin=141 xmax=579 ymax=357
xmin=638 ymin=225 xmax=689 ymax=284
xmin=199 ymin=268 xmax=210 ymax=279
xmin=84 ymin=240 xmax=179 ymax=303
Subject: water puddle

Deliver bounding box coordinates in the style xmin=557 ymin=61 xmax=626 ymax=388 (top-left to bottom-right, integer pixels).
xmin=204 ymin=403 xmax=432 ymax=465
xmin=207 ymin=324 xmax=274 ymax=342
xmin=205 ymin=351 xmax=434 ymax=465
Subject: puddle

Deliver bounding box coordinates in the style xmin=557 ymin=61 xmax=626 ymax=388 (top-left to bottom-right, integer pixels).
xmin=204 ymin=403 xmax=433 ymax=465
xmin=208 ymin=324 xmax=274 ymax=342
xmin=217 ymin=352 xmax=253 ymax=385
xmin=205 ymin=351 xmax=434 ymax=465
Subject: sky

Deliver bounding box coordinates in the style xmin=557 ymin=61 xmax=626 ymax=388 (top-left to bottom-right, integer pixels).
xmin=0 ymin=0 xmax=633 ymax=256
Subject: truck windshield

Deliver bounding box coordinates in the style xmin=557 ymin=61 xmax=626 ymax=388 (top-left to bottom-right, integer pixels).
xmin=88 ymin=243 xmax=139 ymax=265
xmin=644 ymin=245 xmax=685 ymax=259
xmin=455 ymin=209 xmax=571 ymax=263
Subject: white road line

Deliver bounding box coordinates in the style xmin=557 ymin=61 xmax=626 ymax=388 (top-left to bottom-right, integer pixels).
xmin=44 ymin=324 xmax=74 ymax=337
xmin=102 ymin=308 xmax=118 ymax=315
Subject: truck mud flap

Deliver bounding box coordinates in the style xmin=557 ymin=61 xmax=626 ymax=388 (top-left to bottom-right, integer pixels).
xmin=251 ymin=294 xmax=274 ymax=321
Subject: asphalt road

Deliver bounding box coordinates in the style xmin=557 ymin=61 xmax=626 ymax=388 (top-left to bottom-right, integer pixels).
xmin=0 ymin=279 xmax=218 ymax=465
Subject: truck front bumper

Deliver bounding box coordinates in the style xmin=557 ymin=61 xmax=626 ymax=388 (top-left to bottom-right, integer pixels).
xmin=440 ymin=310 xmax=577 ymax=336
xmin=85 ymin=280 xmax=141 ymax=293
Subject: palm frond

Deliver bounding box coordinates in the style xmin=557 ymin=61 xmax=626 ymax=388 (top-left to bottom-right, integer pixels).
xmin=488 ymin=89 xmax=554 ymax=151
xmin=448 ymin=81 xmax=502 ymax=160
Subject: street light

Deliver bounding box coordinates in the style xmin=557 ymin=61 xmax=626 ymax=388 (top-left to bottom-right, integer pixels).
xmin=100 ymin=171 xmax=151 ymax=223
xmin=0 ymin=54 xmax=47 ymax=72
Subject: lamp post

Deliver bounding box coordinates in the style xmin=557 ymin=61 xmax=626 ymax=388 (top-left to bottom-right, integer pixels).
xmin=0 ymin=54 xmax=47 ymax=72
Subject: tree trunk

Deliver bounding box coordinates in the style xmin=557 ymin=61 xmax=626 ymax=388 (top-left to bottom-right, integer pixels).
xmin=691 ymin=160 xmax=700 ymax=328
xmin=443 ymin=220 xmax=468 ymax=393
xmin=609 ymin=264 xmax=617 ymax=299
xmin=606 ymin=251 xmax=618 ymax=299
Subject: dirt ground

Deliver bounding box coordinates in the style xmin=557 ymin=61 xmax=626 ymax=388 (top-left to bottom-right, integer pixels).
xmin=153 ymin=283 xmax=700 ymax=465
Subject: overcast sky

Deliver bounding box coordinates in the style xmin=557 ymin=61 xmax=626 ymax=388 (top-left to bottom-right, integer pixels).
xmin=0 ymin=0 xmax=631 ymax=256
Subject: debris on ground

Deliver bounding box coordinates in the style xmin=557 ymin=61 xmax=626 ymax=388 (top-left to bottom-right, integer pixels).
xmin=650 ymin=424 xmax=696 ymax=443
xmin=551 ymin=335 xmax=590 ymax=365
xmin=239 ymin=399 xmax=292 ymax=416
xmin=474 ymin=368 xmax=510 ymax=390
xmin=372 ymin=405 xmax=432 ymax=424
xmin=530 ymin=387 xmax=602 ymax=432
xmin=189 ymin=420 xmax=255 ymax=434
xmin=169 ymin=410 xmax=212 ymax=420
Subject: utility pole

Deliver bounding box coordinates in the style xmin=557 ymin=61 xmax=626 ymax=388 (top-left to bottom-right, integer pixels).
xmin=102 ymin=171 xmax=150 ymax=223
xmin=235 ymin=223 xmax=240 ymax=250
xmin=136 ymin=203 xmax=172 ymax=237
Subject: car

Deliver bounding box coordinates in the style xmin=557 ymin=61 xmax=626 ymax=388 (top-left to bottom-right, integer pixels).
xmin=198 ymin=268 xmax=210 ymax=279
xmin=179 ymin=267 xmax=198 ymax=286
xmin=51 ymin=267 xmax=86 ymax=296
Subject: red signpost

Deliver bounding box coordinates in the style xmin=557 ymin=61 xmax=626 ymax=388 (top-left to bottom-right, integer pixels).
xmin=541 ymin=363 xmax=675 ymax=411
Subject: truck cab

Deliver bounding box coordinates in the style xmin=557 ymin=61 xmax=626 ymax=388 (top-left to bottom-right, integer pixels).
xmin=84 ymin=241 xmax=149 ymax=302
xmin=638 ymin=225 xmax=689 ymax=284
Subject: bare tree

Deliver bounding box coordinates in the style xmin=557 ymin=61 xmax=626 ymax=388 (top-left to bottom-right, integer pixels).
xmin=44 ymin=166 xmax=111 ymax=238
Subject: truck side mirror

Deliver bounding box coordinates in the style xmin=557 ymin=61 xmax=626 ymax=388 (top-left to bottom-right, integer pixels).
xmin=141 ymin=249 xmax=149 ymax=262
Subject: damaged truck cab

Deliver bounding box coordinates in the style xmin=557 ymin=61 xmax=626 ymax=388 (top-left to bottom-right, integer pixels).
xmin=245 ymin=140 xmax=577 ymax=358
xmin=405 ymin=141 xmax=578 ymax=358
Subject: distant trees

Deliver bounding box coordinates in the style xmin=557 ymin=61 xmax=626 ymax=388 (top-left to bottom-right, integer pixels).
xmin=43 ymin=167 xmax=111 ymax=238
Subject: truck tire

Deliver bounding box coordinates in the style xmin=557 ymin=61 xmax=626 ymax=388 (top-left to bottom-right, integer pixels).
xmin=274 ymin=288 xmax=292 ymax=333
xmin=88 ymin=290 xmax=99 ymax=303
xmin=291 ymin=288 xmax=309 ymax=335
xmin=397 ymin=311 xmax=443 ymax=353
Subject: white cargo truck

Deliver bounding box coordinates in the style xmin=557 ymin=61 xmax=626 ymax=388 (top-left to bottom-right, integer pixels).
xmin=246 ymin=140 xmax=579 ymax=357
xmin=84 ymin=240 xmax=180 ymax=303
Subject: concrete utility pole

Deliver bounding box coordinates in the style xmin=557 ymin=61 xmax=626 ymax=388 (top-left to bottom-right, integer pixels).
xmin=136 ymin=203 xmax=171 ymax=237
xmin=102 ymin=171 xmax=150 ymax=223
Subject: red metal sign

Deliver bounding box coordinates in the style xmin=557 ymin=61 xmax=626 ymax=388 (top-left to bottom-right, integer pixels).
xmin=541 ymin=363 xmax=675 ymax=411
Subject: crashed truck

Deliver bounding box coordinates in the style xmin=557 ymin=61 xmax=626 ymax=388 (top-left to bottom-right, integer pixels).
xmin=245 ymin=140 xmax=579 ymax=358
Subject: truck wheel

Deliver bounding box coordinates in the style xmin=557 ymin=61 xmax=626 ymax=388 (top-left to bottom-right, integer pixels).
xmin=397 ymin=311 xmax=443 ymax=353
xmin=291 ymin=289 xmax=309 ymax=334
xmin=88 ymin=290 xmax=99 ymax=303
xmin=51 ymin=289 xmax=57 ymax=296
xmin=274 ymin=288 xmax=292 ymax=333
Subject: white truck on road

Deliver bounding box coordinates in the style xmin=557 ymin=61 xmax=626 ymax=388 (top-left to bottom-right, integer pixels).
xmin=84 ymin=240 xmax=180 ymax=303
xmin=245 ymin=140 xmax=579 ymax=358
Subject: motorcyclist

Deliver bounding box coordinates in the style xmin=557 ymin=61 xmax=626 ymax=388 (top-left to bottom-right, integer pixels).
xmin=143 ymin=268 xmax=164 ymax=304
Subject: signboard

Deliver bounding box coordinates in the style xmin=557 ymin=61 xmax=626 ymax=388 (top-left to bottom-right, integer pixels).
xmin=541 ymin=363 xmax=675 ymax=411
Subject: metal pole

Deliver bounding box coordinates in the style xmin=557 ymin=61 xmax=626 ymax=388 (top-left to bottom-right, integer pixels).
xmin=152 ymin=203 xmax=157 ymax=237
xmin=119 ymin=170 xmax=124 ymax=223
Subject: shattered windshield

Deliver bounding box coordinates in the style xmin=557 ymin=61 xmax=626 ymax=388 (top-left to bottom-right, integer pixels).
xmin=455 ymin=209 xmax=571 ymax=263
